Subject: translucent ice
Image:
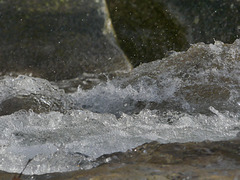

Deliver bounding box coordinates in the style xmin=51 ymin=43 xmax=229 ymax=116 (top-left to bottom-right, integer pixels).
xmin=0 ymin=75 xmax=73 ymax=115
xmin=0 ymin=107 xmax=240 ymax=174
xmin=0 ymin=40 xmax=240 ymax=175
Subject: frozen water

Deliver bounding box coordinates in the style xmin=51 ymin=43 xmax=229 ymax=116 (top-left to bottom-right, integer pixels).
xmin=0 ymin=107 xmax=240 ymax=174
xmin=0 ymin=75 xmax=73 ymax=114
xmin=0 ymin=39 xmax=240 ymax=174
xmin=72 ymin=40 xmax=240 ymax=115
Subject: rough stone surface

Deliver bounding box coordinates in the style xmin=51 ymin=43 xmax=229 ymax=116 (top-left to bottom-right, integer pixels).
xmin=0 ymin=0 xmax=131 ymax=81
xmin=106 ymin=0 xmax=240 ymax=65
xmin=161 ymin=0 xmax=240 ymax=44
xmin=106 ymin=0 xmax=189 ymax=66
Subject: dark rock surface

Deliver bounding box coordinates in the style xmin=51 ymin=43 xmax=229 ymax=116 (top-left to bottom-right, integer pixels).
xmin=106 ymin=0 xmax=189 ymax=66
xmin=0 ymin=0 xmax=131 ymax=81
xmin=2 ymin=139 xmax=240 ymax=179
xmin=1 ymin=0 xmax=239 ymax=79
xmin=162 ymin=0 xmax=240 ymax=44
xmin=106 ymin=0 xmax=240 ymax=65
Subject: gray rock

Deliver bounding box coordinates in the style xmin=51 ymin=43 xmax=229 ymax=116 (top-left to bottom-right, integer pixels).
xmin=0 ymin=0 xmax=131 ymax=81
xmin=161 ymin=0 xmax=240 ymax=44
xmin=106 ymin=0 xmax=240 ymax=66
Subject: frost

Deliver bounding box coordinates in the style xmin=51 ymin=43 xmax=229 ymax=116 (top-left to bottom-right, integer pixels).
xmin=209 ymin=40 xmax=224 ymax=55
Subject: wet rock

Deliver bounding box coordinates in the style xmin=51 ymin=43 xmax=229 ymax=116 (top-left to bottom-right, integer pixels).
xmin=2 ymin=139 xmax=240 ymax=179
xmin=161 ymin=0 xmax=240 ymax=44
xmin=106 ymin=0 xmax=189 ymax=66
xmin=0 ymin=0 xmax=131 ymax=81
xmin=106 ymin=0 xmax=240 ymax=65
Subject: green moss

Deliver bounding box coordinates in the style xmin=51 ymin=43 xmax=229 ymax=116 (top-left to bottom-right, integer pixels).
xmin=106 ymin=0 xmax=189 ymax=66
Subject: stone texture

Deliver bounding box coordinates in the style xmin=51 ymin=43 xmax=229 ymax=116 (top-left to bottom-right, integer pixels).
xmin=106 ymin=0 xmax=189 ymax=66
xmin=0 ymin=0 xmax=131 ymax=81
xmin=106 ymin=0 xmax=240 ymax=65
xmin=161 ymin=0 xmax=240 ymax=44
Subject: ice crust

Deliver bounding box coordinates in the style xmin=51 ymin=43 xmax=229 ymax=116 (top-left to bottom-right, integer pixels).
xmin=73 ymin=39 xmax=240 ymax=115
xmin=1 ymin=107 xmax=240 ymax=174
xmin=0 ymin=39 xmax=240 ymax=174
xmin=0 ymin=75 xmax=73 ymax=114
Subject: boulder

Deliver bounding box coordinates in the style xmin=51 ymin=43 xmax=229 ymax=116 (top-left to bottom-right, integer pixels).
xmin=106 ymin=0 xmax=240 ymax=65
xmin=0 ymin=0 xmax=131 ymax=81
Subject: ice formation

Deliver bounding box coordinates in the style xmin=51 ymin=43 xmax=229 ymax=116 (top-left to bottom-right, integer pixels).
xmin=0 ymin=39 xmax=240 ymax=174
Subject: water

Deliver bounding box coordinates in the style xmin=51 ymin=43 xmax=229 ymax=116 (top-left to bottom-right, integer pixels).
xmin=0 ymin=39 xmax=240 ymax=175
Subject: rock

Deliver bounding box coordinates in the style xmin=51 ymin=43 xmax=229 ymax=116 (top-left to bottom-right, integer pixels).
xmin=106 ymin=0 xmax=240 ymax=65
xmin=161 ymin=0 xmax=240 ymax=44
xmin=2 ymin=139 xmax=240 ymax=179
xmin=106 ymin=0 xmax=189 ymax=66
xmin=0 ymin=0 xmax=131 ymax=81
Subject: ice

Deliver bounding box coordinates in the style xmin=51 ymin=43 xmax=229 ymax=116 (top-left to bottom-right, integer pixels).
xmin=209 ymin=40 xmax=224 ymax=55
xmin=0 ymin=75 xmax=73 ymax=115
xmin=0 ymin=75 xmax=60 ymax=100
xmin=0 ymin=39 xmax=240 ymax=175
xmin=0 ymin=107 xmax=240 ymax=174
